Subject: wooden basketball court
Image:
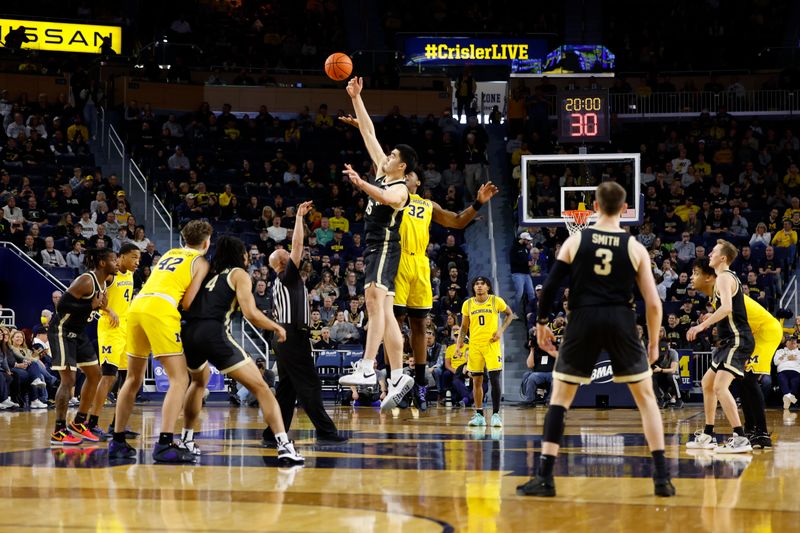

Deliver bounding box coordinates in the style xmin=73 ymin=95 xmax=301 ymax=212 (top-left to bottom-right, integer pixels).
xmin=1 ymin=405 xmax=798 ymax=532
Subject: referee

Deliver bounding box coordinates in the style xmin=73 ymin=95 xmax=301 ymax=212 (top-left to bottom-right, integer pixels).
xmin=263 ymin=201 xmax=347 ymax=446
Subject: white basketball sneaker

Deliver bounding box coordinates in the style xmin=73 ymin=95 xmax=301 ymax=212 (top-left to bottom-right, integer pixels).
xmin=714 ymin=433 xmax=753 ymax=453
xmin=339 ymin=359 xmax=377 ymax=386
xmin=686 ymin=430 xmax=717 ymax=450
xmin=380 ymin=374 xmax=414 ymax=412
xmin=714 ymin=434 xmax=753 ymax=454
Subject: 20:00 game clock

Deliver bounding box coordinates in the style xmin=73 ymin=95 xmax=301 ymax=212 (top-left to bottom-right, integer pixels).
xmin=557 ymin=90 xmax=610 ymax=143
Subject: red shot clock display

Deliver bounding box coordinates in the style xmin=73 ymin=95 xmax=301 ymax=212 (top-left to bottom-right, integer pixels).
xmin=557 ymin=90 xmax=610 ymax=143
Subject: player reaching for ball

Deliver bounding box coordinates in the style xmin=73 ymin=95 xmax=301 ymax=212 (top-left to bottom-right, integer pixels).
xmin=339 ymin=114 xmax=499 ymax=412
xmin=338 ymin=76 xmax=417 ymax=412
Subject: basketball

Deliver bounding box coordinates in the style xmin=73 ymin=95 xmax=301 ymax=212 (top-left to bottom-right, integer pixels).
xmin=324 ymin=53 xmax=352 ymax=81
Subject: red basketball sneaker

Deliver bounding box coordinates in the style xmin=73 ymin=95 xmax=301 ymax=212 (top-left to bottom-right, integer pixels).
xmin=68 ymin=421 xmax=100 ymax=442
xmin=51 ymin=429 xmax=82 ymax=446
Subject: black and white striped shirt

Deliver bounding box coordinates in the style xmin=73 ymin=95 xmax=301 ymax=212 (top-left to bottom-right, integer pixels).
xmin=272 ymin=259 xmax=310 ymax=327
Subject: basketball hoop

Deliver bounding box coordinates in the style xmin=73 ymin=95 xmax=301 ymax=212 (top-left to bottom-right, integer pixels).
xmin=562 ymin=209 xmax=594 ymax=235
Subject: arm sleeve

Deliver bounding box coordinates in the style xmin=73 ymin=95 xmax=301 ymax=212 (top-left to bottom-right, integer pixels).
xmin=537 ymin=260 xmax=570 ymax=322
xmin=56 ymin=293 xmax=89 ymax=313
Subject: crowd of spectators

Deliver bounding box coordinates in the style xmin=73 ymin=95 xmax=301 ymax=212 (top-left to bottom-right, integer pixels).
xmin=0 ymin=88 xmax=161 ymax=284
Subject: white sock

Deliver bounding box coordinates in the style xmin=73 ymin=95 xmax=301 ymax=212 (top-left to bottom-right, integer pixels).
xmin=182 ymin=428 xmax=194 ymax=441
xmin=390 ymin=369 xmax=403 ymax=383
xmin=275 ymin=432 xmax=289 ymax=445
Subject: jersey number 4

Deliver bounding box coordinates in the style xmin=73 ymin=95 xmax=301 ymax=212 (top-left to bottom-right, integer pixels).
xmin=594 ymin=248 xmax=613 ymax=276
xmin=157 ymin=257 xmax=185 ymax=272
xmin=205 ymin=275 xmax=220 ymax=292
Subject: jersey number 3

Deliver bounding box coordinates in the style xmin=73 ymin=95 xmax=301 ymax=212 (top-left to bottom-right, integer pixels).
xmin=594 ymin=248 xmax=613 ymax=276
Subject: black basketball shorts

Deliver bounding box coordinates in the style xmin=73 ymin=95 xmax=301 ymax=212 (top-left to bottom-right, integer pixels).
xmin=183 ymin=321 xmax=251 ymax=374
xmin=48 ymin=328 xmax=97 ymax=371
xmin=711 ymin=337 xmax=754 ymax=378
xmin=363 ymin=241 xmax=401 ymax=295
xmin=554 ymin=307 xmax=651 ymax=384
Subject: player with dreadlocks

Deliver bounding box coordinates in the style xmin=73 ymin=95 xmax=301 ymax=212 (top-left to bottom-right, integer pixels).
xmin=49 ymin=248 xmax=118 ymax=445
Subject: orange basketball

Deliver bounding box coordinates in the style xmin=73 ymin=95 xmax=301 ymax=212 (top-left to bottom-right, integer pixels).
xmin=324 ymin=53 xmax=353 ymax=81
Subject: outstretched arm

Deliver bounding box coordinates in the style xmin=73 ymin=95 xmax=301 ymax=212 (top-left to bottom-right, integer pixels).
xmin=431 ymin=182 xmax=499 ymax=229
xmin=346 ymin=77 xmax=386 ymax=172
xmin=290 ymin=201 xmax=313 ymax=267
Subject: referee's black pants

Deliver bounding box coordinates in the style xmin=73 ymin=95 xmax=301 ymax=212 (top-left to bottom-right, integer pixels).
xmin=273 ymin=325 xmax=338 ymax=438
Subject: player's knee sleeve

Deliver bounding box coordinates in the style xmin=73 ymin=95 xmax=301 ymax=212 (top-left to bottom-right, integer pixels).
xmin=542 ymin=405 xmax=567 ymax=445
xmin=101 ymin=362 xmax=118 ymax=377
xmin=488 ymin=370 xmax=501 ymax=390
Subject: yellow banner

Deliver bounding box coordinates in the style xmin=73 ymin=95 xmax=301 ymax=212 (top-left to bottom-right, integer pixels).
xmin=0 ymin=18 xmax=121 ymax=54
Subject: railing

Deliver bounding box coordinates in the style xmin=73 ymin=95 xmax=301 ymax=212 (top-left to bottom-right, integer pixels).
xmin=692 ymin=351 xmax=712 ymax=387
xmin=238 ymin=316 xmax=270 ymax=365
xmin=780 ymin=275 xmax=798 ymax=319
xmin=100 ymin=111 xmax=175 ymax=250
xmin=0 ymin=242 xmax=68 ymax=292
xmin=106 ymin=123 xmax=127 ymax=186
xmin=609 ymin=90 xmax=800 ymax=117
xmin=0 ymin=308 xmax=16 ymax=328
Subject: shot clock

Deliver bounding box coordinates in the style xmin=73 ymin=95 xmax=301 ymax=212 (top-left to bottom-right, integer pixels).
xmin=557 ymin=90 xmax=610 ymax=143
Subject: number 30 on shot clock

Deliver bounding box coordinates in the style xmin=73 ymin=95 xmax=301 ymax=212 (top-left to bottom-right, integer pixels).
xmin=557 ymin=90 xmax=610 ymax=143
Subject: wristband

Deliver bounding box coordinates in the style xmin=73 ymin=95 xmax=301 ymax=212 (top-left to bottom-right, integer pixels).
xmin=471 ymin=200 xmax=483 ymax=211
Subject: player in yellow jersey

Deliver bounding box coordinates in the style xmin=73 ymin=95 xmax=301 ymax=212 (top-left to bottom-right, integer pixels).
xmin=109 ymin=220 xmax=212 ymax=463
xmin=455 ymin=277 xmax=515 ymax=427
xmin=394 ymin=171 xmax=498 ymax=411
xmin=87 ymin=243 xmax=140 ymax=438
xmin=691 ymin=257 xmax=780 ymax=449
xmin=338 ymin=116 xmax=499 ymax=412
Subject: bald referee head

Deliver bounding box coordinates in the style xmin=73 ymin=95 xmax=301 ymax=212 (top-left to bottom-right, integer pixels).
xmin=268 ymin=249 xmax=290 ymax=273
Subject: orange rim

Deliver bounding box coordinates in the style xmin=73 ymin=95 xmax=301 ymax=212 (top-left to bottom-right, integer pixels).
xmin=562 ymin=210 xmax=593 ymax=224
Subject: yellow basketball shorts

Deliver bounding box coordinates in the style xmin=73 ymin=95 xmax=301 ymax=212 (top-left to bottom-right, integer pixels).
xmin=98 ymin=323 xmax=128 ymax=370
xmin=393 ymin=252 xmax=433 ymax=316
xmin=747 ymin=321 xmax=783 ymax=374
xmin=126 ymin=297 xmax=183 ymax=358
xmin=467 ymin=342 xmax=503 ymax=373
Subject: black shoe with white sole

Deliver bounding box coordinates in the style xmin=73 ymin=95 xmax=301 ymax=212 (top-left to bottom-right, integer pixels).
xmin=277 ymin=441 xmax=305 ymax=466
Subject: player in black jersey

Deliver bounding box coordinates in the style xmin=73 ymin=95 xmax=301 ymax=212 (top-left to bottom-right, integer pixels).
xmin=177 ymin=236 xmax=304 ymax=465
xmin=684 ymin=240 xmax=754 ymax=453
xmin=517 ymin=182 xmax=675 ymax=498
xmin=338 ymin=76 xmax=416 ymax=411
xmin=49 ymin=248 xmax=118 ymax=445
